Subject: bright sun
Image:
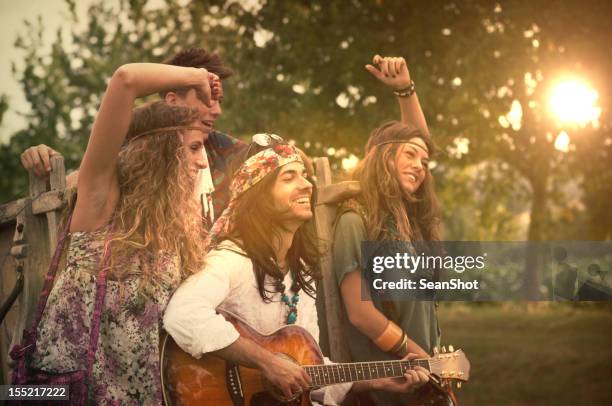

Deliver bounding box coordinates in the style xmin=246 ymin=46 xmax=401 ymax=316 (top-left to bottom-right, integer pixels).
xmin=549 ymin=79 xmax=601 ymax=126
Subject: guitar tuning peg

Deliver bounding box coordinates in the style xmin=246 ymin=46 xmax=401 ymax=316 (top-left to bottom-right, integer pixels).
xmin=448 ymin=345 xmax=454 ymax=352
xmin=433 ymin=346 xmax=439 ymax=355
xmin=441 ymin=346 xmax=447 ymax=353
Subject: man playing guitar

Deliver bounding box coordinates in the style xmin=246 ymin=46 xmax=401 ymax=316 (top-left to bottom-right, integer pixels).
xmin=163 ymin=135 xmax=431 ymax=405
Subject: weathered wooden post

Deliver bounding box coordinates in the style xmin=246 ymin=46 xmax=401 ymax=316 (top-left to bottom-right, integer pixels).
xmin=0 ymin=155 xmax=69 ymax=383
xmin=313 ymin=157 xmax=361 ymax=363
xmin=32 ymin=155 xmax=66 ymax=254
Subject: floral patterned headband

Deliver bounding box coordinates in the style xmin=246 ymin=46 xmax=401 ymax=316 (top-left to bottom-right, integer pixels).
xmin=205 ymin=136 xmax=303 ymax=248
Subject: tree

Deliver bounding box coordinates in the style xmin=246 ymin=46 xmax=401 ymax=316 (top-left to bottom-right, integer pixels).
xmin=3 ymin=0 xmax=610 ymax=262
xmin=215 ymin=0 xmax=611 ymax=295
xmin=1 ymin=0 xmax=229 ymax=202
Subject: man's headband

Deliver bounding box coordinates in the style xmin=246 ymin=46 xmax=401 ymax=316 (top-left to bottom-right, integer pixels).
xmin=232 ymin=142 xmax=302 ymax=200
xmin=205 ymin=134 xmax=303 ymax=248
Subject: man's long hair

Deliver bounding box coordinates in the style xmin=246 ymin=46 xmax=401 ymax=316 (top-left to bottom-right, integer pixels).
xmin=108 ymin=101 xmax=207 ymax=295
xmin=353 ymin=121 xmax=441 ymax=245
xmin=223 ymin=148 xmax=321 ymax=302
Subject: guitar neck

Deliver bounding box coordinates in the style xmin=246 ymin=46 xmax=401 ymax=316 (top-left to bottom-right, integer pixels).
xmin=303 ymin=359 xmax=430 ymax=387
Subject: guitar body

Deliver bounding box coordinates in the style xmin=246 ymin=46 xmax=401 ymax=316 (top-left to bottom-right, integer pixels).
xmin=161 ymin=312 xmax=324 ymax=405
xmin=161 ymin=311 xmax=469 ymax=406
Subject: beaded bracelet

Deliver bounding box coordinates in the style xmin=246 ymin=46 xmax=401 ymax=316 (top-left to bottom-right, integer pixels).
xmin=393 ymin=80 xmax=416 ymax=98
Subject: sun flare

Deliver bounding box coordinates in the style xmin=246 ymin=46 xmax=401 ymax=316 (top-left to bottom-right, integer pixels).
xmin=549 ymin=79 xmax=601 ymax=126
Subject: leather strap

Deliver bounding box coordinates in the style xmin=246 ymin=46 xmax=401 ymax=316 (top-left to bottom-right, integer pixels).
xmin=23 ymin=210 xmax=114 ymax=391
xmin=27 ymin=213 xmax=74 ymax=340
xmin=84 ymin=235 xmax=113 ymax=381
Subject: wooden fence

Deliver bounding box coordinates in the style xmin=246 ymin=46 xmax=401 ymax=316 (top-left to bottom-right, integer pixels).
xmin=0 ymin=155 xmax=68 ymax=383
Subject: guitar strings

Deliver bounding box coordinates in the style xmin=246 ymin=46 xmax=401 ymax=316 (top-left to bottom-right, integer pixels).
xmin=302 ymin=359 xmax=460 ymax=384
xmin=302 ymin=358 xmax=453 ymax=369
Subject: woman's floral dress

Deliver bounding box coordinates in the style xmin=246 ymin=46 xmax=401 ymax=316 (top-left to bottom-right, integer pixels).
xmin=30 ymin=228 xmax=181 ymax=405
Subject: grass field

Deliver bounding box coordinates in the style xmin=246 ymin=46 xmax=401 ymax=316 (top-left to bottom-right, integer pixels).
xmin=437 ymin=304 xmax=612 ymax=405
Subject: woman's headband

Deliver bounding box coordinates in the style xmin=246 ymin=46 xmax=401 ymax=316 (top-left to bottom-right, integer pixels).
xmin=128 ymin=125 xmax=206 ymax=143
xmin=367 ymin=123 xmax=433 ymax=154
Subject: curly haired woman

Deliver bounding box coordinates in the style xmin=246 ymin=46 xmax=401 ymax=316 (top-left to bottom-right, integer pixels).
xmin=27 ymin=63 xmax=216 ymax=404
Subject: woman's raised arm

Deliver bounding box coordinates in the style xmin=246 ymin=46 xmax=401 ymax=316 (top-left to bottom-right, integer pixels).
xmin=72 ymin=63 xmax=213 ymax=231
xmin=365 ymin=54 xmax=430 ymax=135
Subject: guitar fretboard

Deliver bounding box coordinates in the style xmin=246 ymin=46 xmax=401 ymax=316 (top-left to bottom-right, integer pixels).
xmin=304 ymin=359 xmax=430 ymax=387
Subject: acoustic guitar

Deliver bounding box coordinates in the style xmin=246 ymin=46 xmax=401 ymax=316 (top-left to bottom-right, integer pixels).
xmin=160 ymin=311 xmax=470 ymax=405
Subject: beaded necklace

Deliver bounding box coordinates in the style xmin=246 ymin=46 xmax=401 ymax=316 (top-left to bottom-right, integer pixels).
xmin=276 ymin=264 xmax=300 ymax=325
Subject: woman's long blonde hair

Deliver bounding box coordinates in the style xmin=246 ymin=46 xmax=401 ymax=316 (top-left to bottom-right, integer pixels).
xmin=353 ymin=121 xmax=441 ymax=244
xmin=108 ymin=101 xmax=206 ymax=294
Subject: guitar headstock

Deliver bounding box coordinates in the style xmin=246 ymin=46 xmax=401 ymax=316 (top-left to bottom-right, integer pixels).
xmin=428 ymin=346 xmax=470 ymax=382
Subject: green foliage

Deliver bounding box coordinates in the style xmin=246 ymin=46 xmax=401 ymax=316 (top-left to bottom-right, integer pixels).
xmin=438 ymin=160 xmax=530 ymax=241
xmin=1 ymin=0 xmax=610 ymax=243
xmin=0 ymin=94 xmax=8 ymax=126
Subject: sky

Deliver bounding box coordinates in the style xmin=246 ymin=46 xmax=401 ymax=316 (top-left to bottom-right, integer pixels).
xmin=0 ymin=0 xmax=89 ymax=143
xmin=0 ymin=0 xmax=202 ymax=144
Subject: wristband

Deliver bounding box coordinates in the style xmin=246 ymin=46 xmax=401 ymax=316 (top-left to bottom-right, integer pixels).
xmin=393 ymin=80 xmax=416 ymax=98
xmin=391 ymin=332 xmax=409 ymax=358
xmin=373 ymin=320 xmax=404 ymax=352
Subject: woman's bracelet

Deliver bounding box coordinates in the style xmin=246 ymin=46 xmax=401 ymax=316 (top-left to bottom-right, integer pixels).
xmin=373 ymin=320 xmax=403 ymax=352
xmin=374 ymin=321 xmax=409 ymax=358
xmin=391 ymin=332 xmax=409 ymax=358
xmin=393 ymin=80 xmax=416 ymax=98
